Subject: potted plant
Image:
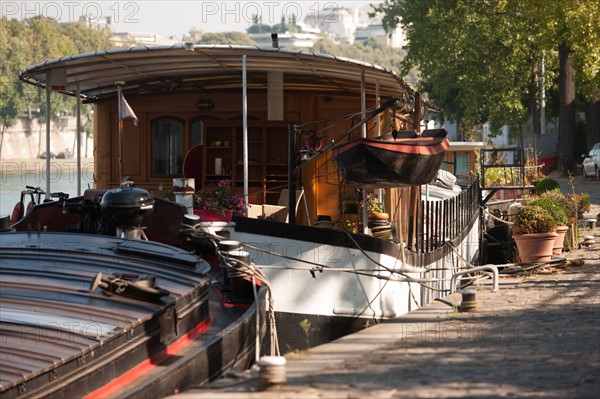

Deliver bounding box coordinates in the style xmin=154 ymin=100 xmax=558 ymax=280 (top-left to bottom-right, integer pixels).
xmin=361 ymin=192 xmax=386 ymax=219
xmin=511 ymin=204 xmax=558 ymax=263
xmin=539 ymin=189 xmax=578 ymax=252
xmin=527 ymin=197 xmax=568 ymax=255
xmin=193 ymin=179 xmax=245 ymax=221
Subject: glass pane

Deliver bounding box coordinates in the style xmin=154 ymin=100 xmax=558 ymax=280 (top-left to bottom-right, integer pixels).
xmin=154 ymin=120 xmax=183 ymax=175
xmin=455 ymin=154 xmax=469 ymax=176
xmin=191 ymin=121 xmax=203 ymax=147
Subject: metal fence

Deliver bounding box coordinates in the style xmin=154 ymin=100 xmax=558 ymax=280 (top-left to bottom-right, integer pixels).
xmin=410 ymin=178 xmax=479 ymax=253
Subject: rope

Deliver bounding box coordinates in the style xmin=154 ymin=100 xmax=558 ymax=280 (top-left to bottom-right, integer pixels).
xmin=219 ymin=247 xmax=280 ymax=357
xmin=483 ymin=205 xmax=514 ymax=225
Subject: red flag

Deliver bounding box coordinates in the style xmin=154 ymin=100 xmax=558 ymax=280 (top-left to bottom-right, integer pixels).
xmin=118 ymin=90 xmax=139 ymax=126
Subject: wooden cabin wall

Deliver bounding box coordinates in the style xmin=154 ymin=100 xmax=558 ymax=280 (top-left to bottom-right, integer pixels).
xmin=303 ymin=95 xmax=383 ymax=225
xmin=94 ymin=90 xmax=399 ymax=230
xmin=95 ymin=90 xmax=291 ymax=190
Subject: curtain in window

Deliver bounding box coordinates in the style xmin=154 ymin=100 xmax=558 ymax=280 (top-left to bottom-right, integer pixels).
xmin=191 ymin=121 xmax=203 ymax=147
xmin=154 ymin=120 xmax=183 ymax=175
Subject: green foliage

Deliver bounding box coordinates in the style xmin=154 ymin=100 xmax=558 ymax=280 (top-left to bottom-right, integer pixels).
xmin=196 ymin=32 xmax=256 ymax=45
xmin=539 ymin=189 xmax=577 ymax=223
xmin=271 ymin=14 xmax=300 ymax=33
xmin=528 ymin=198 xmax=568 ymax=226
xmin=372 ymin=0 xmax=600 ymax=131
xmin=576 ymin=193 xmax=591 ymax=214
xmin=533 ymin=177 xmax=560 ymax=194
xmin=513 ymin=205 xmax=558 ymax=234
xmin=0 ymin=17 xmax=114 ymax=135
xmin=59 ymin=22 xmax=113 ymax=53
xmin=1 ymin=19 xmax=33 ymax=129
xmin=312 ymin=37 xmax=417 ymax=84
xmin=247 ymin=14 xmax=271 ymax=33
xmin=484 ymin=167 xmax=521 ymax=186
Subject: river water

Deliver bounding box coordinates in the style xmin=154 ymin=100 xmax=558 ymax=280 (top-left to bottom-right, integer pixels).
xmin=0 ymin=159 xmax=95 ymax=218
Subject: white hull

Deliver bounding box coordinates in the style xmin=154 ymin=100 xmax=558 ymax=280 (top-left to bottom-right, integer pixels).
xmin=220 ymin=216 xmax=480 ymax=321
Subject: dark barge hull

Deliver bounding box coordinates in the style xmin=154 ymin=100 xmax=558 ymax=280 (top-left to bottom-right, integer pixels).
xmin=332 ymin=129 xmax=449 ymax=188
xmin=0 ymin=232 xmax=265 ymax=399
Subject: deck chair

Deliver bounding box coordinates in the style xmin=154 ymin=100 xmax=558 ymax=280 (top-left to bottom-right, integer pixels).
xmin=275 ymin=188 xmax=305 ymax=223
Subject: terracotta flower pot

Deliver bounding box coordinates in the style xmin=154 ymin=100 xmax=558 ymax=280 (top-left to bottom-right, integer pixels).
xmin=512 ymin=232 xmax=558 ymax=263
xmin=368 ymin=212 xmax=389 ymax=220
xmin=553 ymin=225 xmax=569 ymax=255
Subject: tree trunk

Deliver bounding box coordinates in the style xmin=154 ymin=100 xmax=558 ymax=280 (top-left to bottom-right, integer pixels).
xmin=585 ymin=96 xmax=600 ymax=150
xmin=530 ymin=63 xmax=541 ymax=154
xmin=0 ymin=125 xmax=5 ymax=158
xmin=558 ymin=42 xmax=576 ymax=174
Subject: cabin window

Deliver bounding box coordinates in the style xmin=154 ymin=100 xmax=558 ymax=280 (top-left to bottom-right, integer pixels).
xmin=153 ymin=119 xmax=183 ymax=176
xmin=454 ymin=154 xmax=470 ymax=177
xmin=191 ymin=120 xmax=203 ymax=146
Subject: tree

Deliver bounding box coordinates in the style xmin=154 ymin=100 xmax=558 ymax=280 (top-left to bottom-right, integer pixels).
xmin=0 ymin=17 xmax=116 ymax=157
xmin=272 ymin=14 xmax=300 ymax=33
xmin=312 ymin=37 xmax=417 ymax=83
xmin=247 ymin=15 xmax=272 ymax=33
xmin=373 ymin=0 xmax=600 ymax=173
xmin=196 ymin=32 xmax=256 ymax=45
xmin=0 ymin=19 xmax=33 ymax=155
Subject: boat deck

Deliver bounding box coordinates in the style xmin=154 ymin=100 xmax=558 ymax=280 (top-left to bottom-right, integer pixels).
xmin=0 ymin=232 xmax=234 ymax=398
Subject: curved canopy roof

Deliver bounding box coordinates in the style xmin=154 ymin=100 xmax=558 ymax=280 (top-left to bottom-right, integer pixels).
xmin=19 ymin=44 xmax=418 ymax=103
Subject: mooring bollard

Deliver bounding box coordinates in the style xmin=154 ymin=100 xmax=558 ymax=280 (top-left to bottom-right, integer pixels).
xmin=460 ymin=287 xmax=477 ymax=312
xmin=258 ymin=356 xmax=287 ymax=389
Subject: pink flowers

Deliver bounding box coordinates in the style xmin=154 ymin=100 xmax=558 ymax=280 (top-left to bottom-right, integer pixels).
xmin=194 ymin=179 xmax=245 ymax=216
xmin=362 ymin=192 xmax=383 ymax=213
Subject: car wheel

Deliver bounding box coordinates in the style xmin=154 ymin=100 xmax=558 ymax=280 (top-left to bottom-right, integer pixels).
xmin=595 ymin=166 xmax=600 ymax=180
xmin=583 ymin=170 xmax=590 ymax=181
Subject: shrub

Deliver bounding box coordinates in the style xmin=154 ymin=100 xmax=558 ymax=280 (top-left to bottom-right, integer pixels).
xmin=579 ymin=193 xmax=591 ymax=214
xmin=540 ymin=189 xmax=577 ymax=223
xmin=533 ymin=178 xmax=560 ymax=194
xmin=512 ymin=205 xmax=558 ymax=234
xmin=528 ymin=198 xmax=568 ymax=226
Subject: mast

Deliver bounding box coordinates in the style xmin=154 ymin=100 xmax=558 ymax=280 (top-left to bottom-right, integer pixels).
xmin=242 ymin=55 xmax=249 ymax=216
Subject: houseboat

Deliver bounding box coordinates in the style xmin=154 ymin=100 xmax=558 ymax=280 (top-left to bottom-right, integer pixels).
xmin=16 ymin=44 xmax=483 ymax=350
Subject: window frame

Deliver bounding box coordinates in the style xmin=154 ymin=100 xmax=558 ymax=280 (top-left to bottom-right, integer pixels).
xmin=151 ymin=116 xmax=185 ymax=177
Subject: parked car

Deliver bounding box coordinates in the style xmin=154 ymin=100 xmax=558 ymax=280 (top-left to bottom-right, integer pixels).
xmin=582 ymin=143 xmax=600 ymax=180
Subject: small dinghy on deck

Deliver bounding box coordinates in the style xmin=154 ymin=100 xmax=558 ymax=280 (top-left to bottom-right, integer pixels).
xmin=332 ymin=129 xmax=450 ymax=188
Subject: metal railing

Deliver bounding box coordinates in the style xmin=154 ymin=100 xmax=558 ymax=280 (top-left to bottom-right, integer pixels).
xmin=410 ymin=178 xmax=479 ymax=253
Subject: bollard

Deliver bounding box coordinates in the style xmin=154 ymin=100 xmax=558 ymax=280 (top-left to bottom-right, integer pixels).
xmin=258 ymin=356 xmax=286 ymax=389
xmin=460 ymin=287 xmax=477 ymax=312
